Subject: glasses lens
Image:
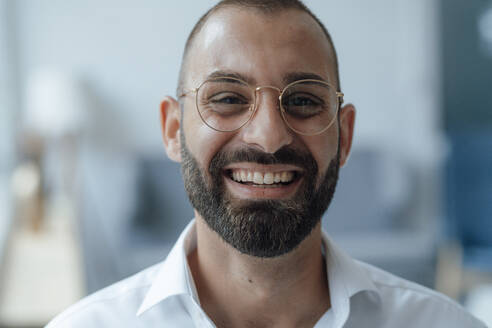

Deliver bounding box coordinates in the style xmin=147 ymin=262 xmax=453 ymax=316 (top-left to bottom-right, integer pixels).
xmin=197 ymin=78 xmax=254 ymax=132
xmin=281 ymin=80 xmax=337 ymax=135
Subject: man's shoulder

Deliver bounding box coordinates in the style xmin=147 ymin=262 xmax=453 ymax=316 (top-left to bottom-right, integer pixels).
xmin=354 ymin=260 xmax=486 ymax=327
xmin=46 ymin=263 xmax=161 ymax=328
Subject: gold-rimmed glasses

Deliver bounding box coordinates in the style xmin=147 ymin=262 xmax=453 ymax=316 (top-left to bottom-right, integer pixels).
xmin=179 ymin=77 xmax=344 ymax=136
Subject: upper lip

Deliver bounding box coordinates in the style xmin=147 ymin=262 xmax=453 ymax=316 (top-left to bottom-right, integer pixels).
xmin=223 ymin=163 xmax=303 ymax=173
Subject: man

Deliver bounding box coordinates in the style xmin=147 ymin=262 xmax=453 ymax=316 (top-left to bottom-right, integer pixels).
xmin=47 ymin=1 xmax=486 ymax=327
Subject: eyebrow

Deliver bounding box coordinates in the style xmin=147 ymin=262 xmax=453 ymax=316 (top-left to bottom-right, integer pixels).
xmin=282 ymin=72 xmax=328 ymax=85
xmin=206 ymin=70 xmax=256 ymax=85
xmin=204 ymin=70 xmax=328 ymax=86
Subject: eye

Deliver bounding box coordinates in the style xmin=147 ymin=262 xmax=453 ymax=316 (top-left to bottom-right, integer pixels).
xmin=282 ymin=93 xmax=325 ymax=118
xmin=203 ymin=92 xmax=252 ymax=116
xmin=210 ymin=92 xmax=248 ymax=105
xmin=284 ymin=95 xmax=319 ymax=107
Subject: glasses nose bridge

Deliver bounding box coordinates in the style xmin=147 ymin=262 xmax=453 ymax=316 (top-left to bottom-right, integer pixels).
xmin=253 ymin=85 xmax=282 ymax=110
xmin=248 ymin=84 xmax=290 ymax=133
xmin=254 ymin=85 xmax=282 ymax=100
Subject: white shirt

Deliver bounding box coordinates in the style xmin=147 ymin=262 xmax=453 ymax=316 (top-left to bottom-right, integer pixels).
xmin=46 ymin=220 xmax=486 ymax=328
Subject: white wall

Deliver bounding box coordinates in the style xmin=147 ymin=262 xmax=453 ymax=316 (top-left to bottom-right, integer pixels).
xmin=13 ymin=0 xmax=442 ymax=165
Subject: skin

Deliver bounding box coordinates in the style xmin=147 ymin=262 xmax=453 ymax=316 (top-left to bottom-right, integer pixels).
xmin=160 ymin=7 xmax=355 ymax=328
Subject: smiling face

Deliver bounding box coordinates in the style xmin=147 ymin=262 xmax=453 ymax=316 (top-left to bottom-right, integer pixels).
xmin=162 ymin=6 xmax=355 ymax=257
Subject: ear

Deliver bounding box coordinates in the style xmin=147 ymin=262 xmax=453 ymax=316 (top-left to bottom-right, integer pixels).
xmin=160 ymin=96 xmax=182 ymax=162
xmin=338 ymin=103 xmax=356 ymax=167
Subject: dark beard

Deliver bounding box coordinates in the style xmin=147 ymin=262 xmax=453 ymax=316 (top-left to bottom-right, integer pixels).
xmin=180 ymin=132 xmax=339 ymax=258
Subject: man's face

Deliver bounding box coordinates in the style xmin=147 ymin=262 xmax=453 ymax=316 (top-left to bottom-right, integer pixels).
xmin=177 ymin=7 xmax=347 ymax=257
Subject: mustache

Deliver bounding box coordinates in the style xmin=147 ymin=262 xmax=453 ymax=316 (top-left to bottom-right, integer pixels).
xmin=209 ymin=146 xmax=318 ymax=174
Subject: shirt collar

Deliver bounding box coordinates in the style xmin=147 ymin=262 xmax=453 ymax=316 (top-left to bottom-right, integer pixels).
xmin=321 ymin=230 xmax=380 ymax=326
xmin=137 ymin=219 xmax=380 ymax=322
xmin=136 ymin=220 xmax=198 ymax=316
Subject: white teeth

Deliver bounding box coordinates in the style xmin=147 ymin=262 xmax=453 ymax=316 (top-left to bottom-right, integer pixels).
xmin=281 ymin=172 xmax=293 ymax=182
xmin=230 ymin=170 xmax=295 ymax=185
xmin=263 ymin=173 xmax=274 ymax=184
xmin=253 ymin=172 xmax=263 ymax=184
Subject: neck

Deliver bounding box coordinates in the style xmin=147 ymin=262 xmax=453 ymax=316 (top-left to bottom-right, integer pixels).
xmin=188 ymin=216 xmax=330 ymax=328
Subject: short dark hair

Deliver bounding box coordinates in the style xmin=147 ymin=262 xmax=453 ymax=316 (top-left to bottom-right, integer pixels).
xmin=176 ymin=0 xmax=341 ymax=97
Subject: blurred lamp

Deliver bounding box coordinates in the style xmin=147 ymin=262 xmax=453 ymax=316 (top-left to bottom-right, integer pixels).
xmin=21 ymin=69 xmax=88 ymax=226
xmin=24 ymin=70 xmax=87 ymax=138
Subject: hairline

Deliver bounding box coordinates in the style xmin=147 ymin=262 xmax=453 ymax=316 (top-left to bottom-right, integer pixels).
xmin=176 ymin=3 xmax=341 ymax=97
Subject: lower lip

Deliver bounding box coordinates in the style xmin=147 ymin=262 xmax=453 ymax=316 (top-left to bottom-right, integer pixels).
xmin=223 ymin=174 xmax=302 ymax=200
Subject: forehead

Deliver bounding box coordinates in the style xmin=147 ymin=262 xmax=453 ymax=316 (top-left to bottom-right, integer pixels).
xmin=185 ymin=7 xmax=337 ymax=87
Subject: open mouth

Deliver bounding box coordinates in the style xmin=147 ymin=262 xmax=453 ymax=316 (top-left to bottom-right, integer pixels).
xmin=225 ymin=169 xmax=301 ymax=188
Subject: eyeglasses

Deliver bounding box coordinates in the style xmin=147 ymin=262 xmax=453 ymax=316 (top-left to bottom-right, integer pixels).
xmin=180 ymin=77 xmax=344 ymax=136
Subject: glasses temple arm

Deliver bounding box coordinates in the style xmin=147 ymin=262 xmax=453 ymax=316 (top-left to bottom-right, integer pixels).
xmin=336 ymin=92 xmax=344 ymax=105
xmin=179 ymin=88 xmax=198 ymax=99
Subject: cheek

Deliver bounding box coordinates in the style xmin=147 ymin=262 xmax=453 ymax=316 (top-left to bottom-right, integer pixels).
xmin=301 ymin=129 xmax=339 ymax=174
xmin=182 ymin=108 xmax=231 ymax=170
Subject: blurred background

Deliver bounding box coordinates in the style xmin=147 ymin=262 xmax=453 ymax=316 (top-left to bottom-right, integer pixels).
xmin=0 ymin=0 xmax=491 ymax=327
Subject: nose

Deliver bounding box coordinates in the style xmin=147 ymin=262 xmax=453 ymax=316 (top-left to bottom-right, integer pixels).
xmin=240 ymin=86 xmax=294 ymax=153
